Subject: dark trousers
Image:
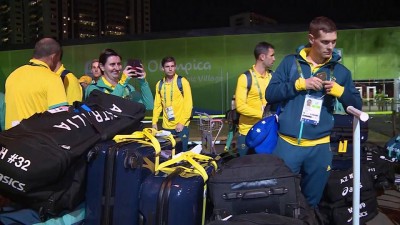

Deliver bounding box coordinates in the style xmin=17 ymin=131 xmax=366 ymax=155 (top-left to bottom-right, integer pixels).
xmin=273 ymin=136 xmax=332 ymax=207
xmin=164 ymin=126 xmax=190 ymax=152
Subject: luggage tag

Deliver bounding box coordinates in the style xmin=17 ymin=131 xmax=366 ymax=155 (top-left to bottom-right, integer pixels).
xmin=300 ymin=95 xmax=323 ymax=125
xmin=166 ymin=106 xmax=175 ymax=121
xmin=338 ymin=140 xmax=348 ymax=153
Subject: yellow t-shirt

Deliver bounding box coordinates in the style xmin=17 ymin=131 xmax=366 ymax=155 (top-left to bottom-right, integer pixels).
xmin=55 ymin=64 xmax=83 ymax=105
xmin=235 ymin=66 xmax=271 ymax=135
xmin=5 ymin=59 xmax=68 ymax=129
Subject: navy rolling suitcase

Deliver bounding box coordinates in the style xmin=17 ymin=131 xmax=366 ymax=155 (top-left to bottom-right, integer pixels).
xmin=85 ymin=129 xmax=177 ymax=225
xmin=139 ymin=151 xmax=217 ymax=225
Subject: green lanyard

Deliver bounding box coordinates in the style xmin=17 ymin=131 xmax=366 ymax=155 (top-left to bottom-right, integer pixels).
xmin=163 ymin=78 xmax=174 ymax=106
xmin=295 ymin=59 xmax=334 ymax=81
xmin=295 ymin=59 xmax=334 ymax=144
xmin=27 ymin=62 xmax=48 ymax=69
xmin=249 ymin=69 xmax=263 ymax=101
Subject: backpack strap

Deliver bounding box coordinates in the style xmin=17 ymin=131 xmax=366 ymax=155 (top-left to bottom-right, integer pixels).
xmin=158 ymin=79 xmax=164 ymax=96
xmin=60 ymin=69 xmax=70 ymax=82
xmin=243 ymin=70 xmax=252 ymax=96
xmin=158 ymin=75 xmax=184 ymax=97
xmin=177 ymin=75 xmax=184 ymax=97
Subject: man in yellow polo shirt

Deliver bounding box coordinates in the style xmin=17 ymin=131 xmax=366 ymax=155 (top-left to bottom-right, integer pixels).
xmin=152 ymin=56 xmax=193 ymax=152
xmin=5 ymin=37 xmax=67 ymax=129
xmin=266 ymin=17 xmax=362 ymax=208
xmin=235 ymin=41 xmax=276 ymax=156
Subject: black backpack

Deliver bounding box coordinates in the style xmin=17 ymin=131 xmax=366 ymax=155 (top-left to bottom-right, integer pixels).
xmin=225 ymin=70 xmax=252 ymax=125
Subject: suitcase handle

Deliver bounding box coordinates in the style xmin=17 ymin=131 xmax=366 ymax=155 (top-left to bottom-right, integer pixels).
xmin=113 ymin=128 xmax=163 ymax=173
xmin=157 ymin=151 xmax=217 ymax=182
xmin=113 ymin=128 xmax=176 ymax=156
xmin=222 ymin=187 xmax=288 ymax=200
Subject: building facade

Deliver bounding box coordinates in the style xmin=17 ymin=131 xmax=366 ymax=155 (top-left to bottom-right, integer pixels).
xmin=229 ymin=12 xmax=276 ymax=27
xmin=0 ymin=0 xmax=151 ymax=45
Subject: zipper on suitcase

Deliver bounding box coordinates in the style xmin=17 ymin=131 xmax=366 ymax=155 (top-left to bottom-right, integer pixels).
xmin=101 ymin=144 xmax=118 ymax=225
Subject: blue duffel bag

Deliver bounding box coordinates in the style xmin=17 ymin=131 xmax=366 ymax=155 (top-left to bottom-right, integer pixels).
xmin=385 ymin=135 xmax=400 ymax=161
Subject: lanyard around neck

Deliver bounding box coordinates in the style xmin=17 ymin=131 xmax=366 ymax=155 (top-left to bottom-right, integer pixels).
xmin=295 ymin=59 xmax=334 ymax=81
xmin=163 ymin=78 xmax=174 ymax=106
xmin=295 ymin=58 xmax=334 ymax=144
xmin=249 ymin=69 xmax=263 ymax=101
xmin=27 ymin=62 xmax=48 ymax=69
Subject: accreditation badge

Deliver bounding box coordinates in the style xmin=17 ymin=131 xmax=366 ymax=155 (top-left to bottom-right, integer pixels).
xmin=300 ymin=95 xmax=323 ymax=125
xmin=166 ymin=106 xmax=175 ymax=121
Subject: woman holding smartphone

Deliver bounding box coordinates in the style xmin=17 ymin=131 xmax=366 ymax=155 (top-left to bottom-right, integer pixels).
xmin=85 ymin=48 xmax=154 ymax=110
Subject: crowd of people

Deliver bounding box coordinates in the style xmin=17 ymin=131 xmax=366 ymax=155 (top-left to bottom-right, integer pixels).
xmin=1 ymin=16 xmax=363 ymax=210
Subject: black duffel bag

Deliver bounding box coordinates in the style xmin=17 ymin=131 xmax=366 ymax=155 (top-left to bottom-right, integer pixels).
xmin=323 ymin=165 xmax=374 ymax=203
xmin=208 ymin=154 xmax=314 ymax=222
xmin=319 ymin=194 xmax=378 ymax=225
xmin=0 ymin=90 xmax=145 ymax=218
xmin=207 ymin=212 xmax=305 ymax=225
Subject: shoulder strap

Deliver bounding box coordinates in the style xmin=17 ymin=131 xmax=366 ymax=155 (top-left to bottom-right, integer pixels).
xmin=291 ymin=56 xmax=298 ymax=80
xmin=158 ymin=79 xmax=164 ymax=95
xmin=243 ymin=70 xmax=252 ymax=95
xmin=60 ymin=69 xmax=70 ymax=82
xmin=177 ymin=75 xmax=184 ymax=97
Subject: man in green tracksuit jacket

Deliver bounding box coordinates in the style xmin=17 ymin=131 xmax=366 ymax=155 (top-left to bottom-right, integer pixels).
xmin=266 ymin=16 xmax=362 ymax=208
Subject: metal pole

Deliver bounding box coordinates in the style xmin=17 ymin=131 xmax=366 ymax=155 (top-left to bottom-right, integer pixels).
xmin=346 ymin=106 xmax=369 ymax=225
xmin=392 ymin=99 xmax=397 ymax=136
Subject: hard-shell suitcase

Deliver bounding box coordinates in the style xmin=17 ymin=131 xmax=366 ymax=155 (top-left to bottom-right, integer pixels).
xmin=85 ymin=129 xmax=177 ymax=225
xmin=139 ymin=152 xmax=217 ymax=225
xmin=85 ymin=141 xmax=151 ymax=225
